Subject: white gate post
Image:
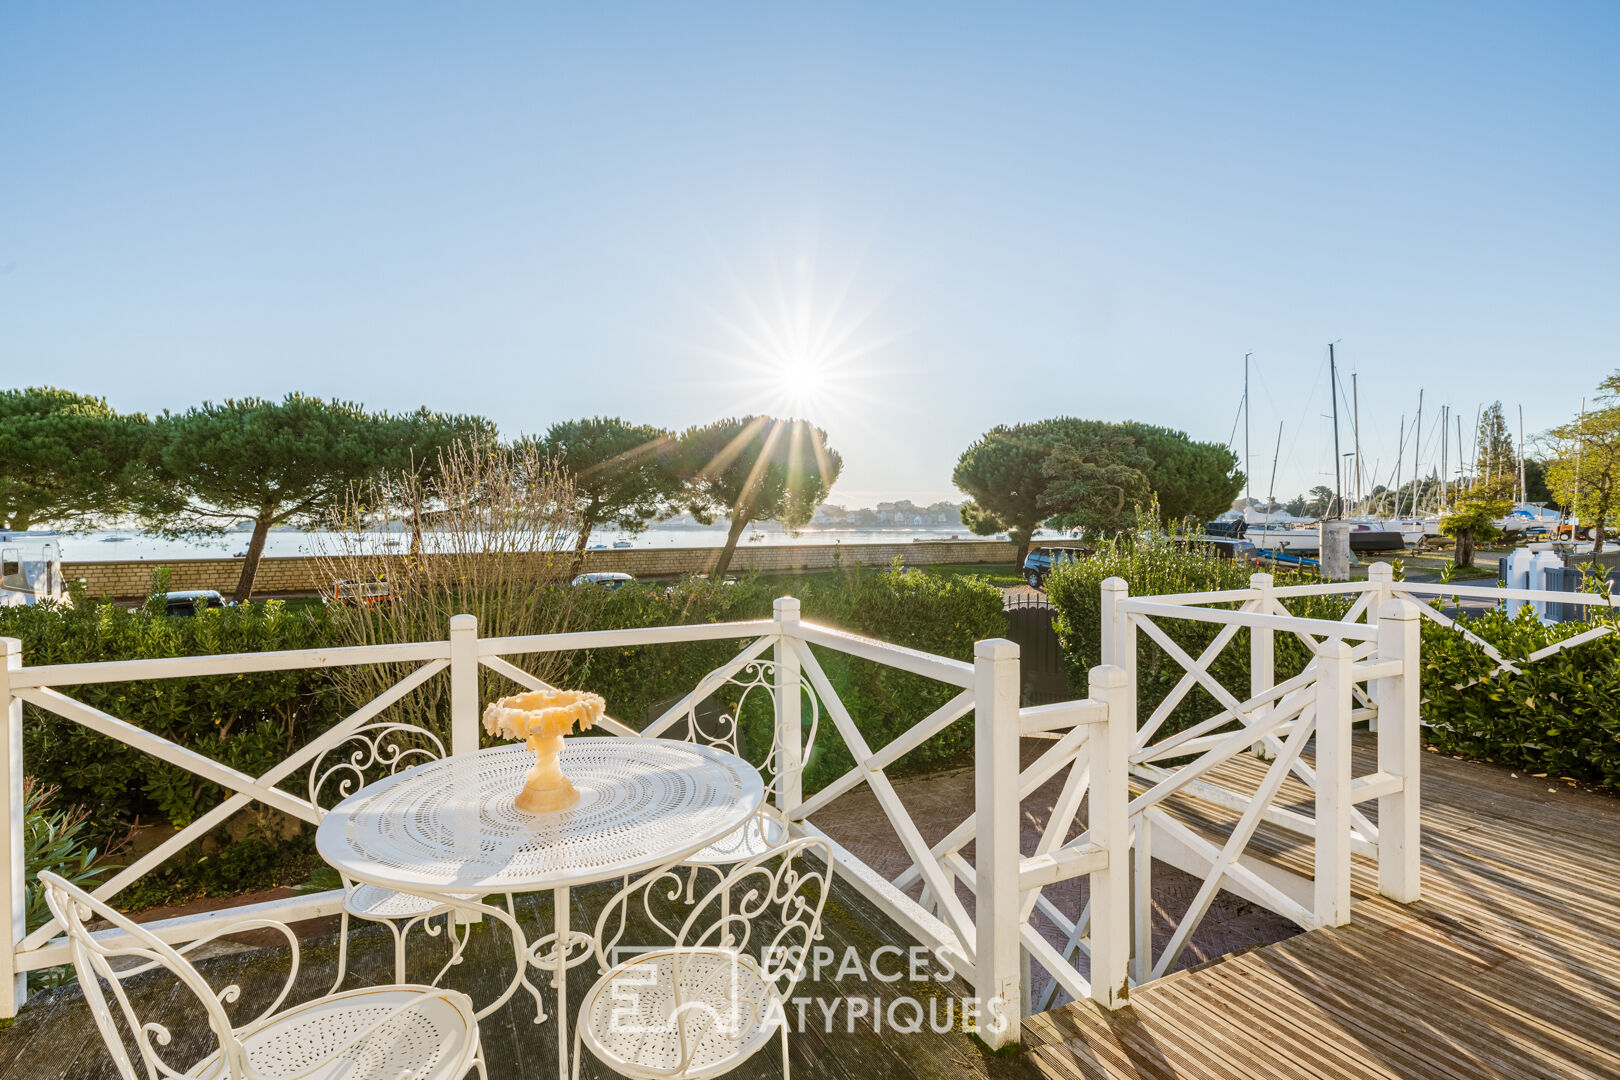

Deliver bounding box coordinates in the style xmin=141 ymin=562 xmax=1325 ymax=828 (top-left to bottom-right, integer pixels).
xmin=973 ymin=638 xmax=1022 ymax=1048
xmin=1375 ymin=599 xmax=1422 ymax=902
xmin=1098 ymin=577 xmax=1136 ymax=747
xmin=1087 ymin=664 xmax=1130 ymax=1009
xmin=772 ymin=597 xmax=803 ymax=817
xmin=1313 ymin=639 xmax=1354 ymax=928
xmin=0 ymin=638 xmax=26 ymax=1015
xmin=1249 ymin=572 xmax=1276 ymax=759
xmin=448 ymin=614 xmax=480 ymax=758
xmin=1365 ymin=564 xmax=1394 ymax=732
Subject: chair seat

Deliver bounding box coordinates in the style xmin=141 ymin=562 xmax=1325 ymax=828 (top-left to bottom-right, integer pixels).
xmin=681 ymin=810 xmax=789 ymax=866
xmin=578 ymin=950 xmax=780 ymax=1080
xmin=189 ymin=985 xmax=479 ymax=1080
xmin=345 ymin=882 xmax=454 ymax=921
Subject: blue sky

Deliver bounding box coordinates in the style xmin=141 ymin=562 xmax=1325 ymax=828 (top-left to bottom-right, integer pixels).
xmin=3 ymin=2 xmax=1616 ymax=506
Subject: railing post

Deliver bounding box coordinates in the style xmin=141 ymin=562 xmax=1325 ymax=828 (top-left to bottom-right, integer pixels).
xmin=772 ymin=597 xmax=803 ymax=818
xmin=1249 ymin=572 xmax=1276 ymax=759
xmin=1313 ymin=639 xmax=1354 ymax=928
xmin=1375 ymin=599 xmax=1422 ymax=903
xmin=973 ymin=638 xmax=1021 ymax=1048
xmin=1087 ymin=664 xmax=1130 ymax=1009
xmin=448 ymin=614 xmax=479 ymax=758
xmin=1365 ymin=564 xmax=1394 ymax=732
xmin=1098 ymin=578 xmax=1135 ymax=744
xmin=0 ymin=639 xmax=26 ymax=1016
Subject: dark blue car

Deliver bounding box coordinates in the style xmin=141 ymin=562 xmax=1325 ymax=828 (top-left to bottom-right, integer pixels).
xmin=1021 ymin=546 xmax=1089 ymax=589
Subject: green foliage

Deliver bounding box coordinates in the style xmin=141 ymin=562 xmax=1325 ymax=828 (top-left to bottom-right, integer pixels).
xmin=1115 ymin=421 xmax=1244 ymax=525
xmin=136 ymin=394 xmax=487 ymax=598
xmin=1 ymin=590 xmax=338 ymax=836
xmin=1044 ymin=529 xmax=1336 ymax=738
xmin=1475 ymin=402 xmax=1516 ymax=482
xmin=5 ymin=567 xmax=1003 ymax=843
xmin=0 ymin=387 xmax=148 ymax=531
xmin=677 ymin=417 xmax=843 ymax=578
xmin=952 ymin=423 xmax=1053 ymax=559
xmin=1546 ymin=371 xmax=1620 ymax=553
xmin=533 ymin=417 xmax=683 ymax=558
xmin=1439 ymin=483 xmax=1512 ymax=567
xmin=560 ymin=565 xmax=1006 ymax=790
xmin=1422 ymin=598 xmax=1620 ymax=787
xmin=952 ymin=418 xmax=1243 ymax=561
xmin=22 ymin=779 xmax=111 ymax=935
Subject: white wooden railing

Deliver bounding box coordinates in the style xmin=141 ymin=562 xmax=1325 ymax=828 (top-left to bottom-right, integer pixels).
xmin=0 ymin=596 xmax=1132 ymax=1048
xmin=1102 ymin=561 xmax=1620 ymax=990
xmin=1103 ymin=566 xmax=1423 ymax=986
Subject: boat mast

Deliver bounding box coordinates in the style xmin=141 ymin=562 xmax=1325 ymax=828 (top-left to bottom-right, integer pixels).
xmin=1352 ymin=371 xmax=1363 ymax=513
xmin=1470 ymin=403 xmax=1482 ymax=489
xmin=1409 ymin=389 xmax=1424 ymax=518
xmin=1445 ymin=403 xmax=1458 ymax=508
xmin=1518 ymin=404 xmax=1527 ymax=504
xmin=1329 ymin=343 xmax=1343 ymax=519
xmin=1391 ymin=414 xmax=1406 ymax=518
xmin=1244 ymin=353 xmax=1252 ymax=510
xmin=1265 ymin=422 xmax=1282 ymax=529
xmin=1456 ymin=414 xmax=1465 ymax=495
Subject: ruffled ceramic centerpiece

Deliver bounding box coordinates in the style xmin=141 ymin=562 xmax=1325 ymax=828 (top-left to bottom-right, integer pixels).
xmin=482 ymin=688 xmax=606 ymax=813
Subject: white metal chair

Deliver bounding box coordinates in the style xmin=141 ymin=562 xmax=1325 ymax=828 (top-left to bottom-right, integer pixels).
xmin=673 ymin=662 xmax=820 ymax=891
xmin=308 ymin=721 xmax=471 ymax=992
xmin=574 ymin=836 xmax=832 ymax=1080
xmin=38 ymin=870 xmax=487 ymax=1080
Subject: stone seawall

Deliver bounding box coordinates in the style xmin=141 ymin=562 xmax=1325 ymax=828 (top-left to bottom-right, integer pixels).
xmin=65 ymin=539 xmax=1028 ymax=600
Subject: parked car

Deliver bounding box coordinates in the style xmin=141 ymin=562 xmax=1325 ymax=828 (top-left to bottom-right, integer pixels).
xmin=572 ymin=571 xmax=636 ymax=590
xmin=162 ymin=589 xmax=230 ymax=616
xmin=1021 ymin=546 xmax=1090 ymax=589
xmin=328 ymin=578 xmax=392 ymax=607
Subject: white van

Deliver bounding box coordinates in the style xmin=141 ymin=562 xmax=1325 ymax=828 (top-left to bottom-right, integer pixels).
xmin=0 ymin=532 xmax=66 ymax=606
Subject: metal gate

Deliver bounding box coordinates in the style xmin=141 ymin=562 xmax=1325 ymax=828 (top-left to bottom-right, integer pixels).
xmin=1004 ymin=592 xmax=1072 ymax=705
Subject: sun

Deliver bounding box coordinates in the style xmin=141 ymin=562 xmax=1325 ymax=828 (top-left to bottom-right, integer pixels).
xmin=777 ymin=350 xmax=829 ymax=411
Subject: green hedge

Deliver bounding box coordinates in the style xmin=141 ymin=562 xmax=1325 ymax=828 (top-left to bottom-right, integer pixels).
xmin=560 ymin=566 xmax=1007 ymax=791
xmin=1044 ymin=536 xmax=1335 ymax=741
xmin=2 ymin=587 xmax=338 ymax=832
xmin=1421 ymin=604 xmax=1620 ymax=787
xmin=2 ymin=566 xmax=1007 ymax=837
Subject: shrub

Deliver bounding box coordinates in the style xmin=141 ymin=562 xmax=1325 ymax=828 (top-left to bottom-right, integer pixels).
xmin=556 ymin=564 xmax=1008 ymax=791
xmin=1421 ymin=602 xmax=1620 ymax=786
xmin=2 ymin=586 xmax=338 ymax=836
xmin=3 ymin=566 xmax=1007 ymax=840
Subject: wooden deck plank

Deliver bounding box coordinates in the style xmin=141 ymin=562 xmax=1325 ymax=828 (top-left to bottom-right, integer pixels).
xmin=1028 ymin=735 xmax=1620 ymax=1080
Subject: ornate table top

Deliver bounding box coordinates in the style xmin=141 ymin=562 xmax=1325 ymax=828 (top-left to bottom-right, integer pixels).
xmin=316 ymin=737 xmax=764 ymax=893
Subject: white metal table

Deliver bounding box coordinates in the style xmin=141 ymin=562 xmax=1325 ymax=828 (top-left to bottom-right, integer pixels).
xmin=316 ymin=736 xmax=765 ymax=1080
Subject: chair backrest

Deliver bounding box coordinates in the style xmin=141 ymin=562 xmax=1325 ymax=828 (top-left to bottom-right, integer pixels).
xmin=674 ymin=660 xmax=820 ymax=808
xmin=307 ymin=720 xmax=446 ymax=815
xmin=591 ymin=836 xmax=834 ymax=999
xmin=678 ymin=835 xmax=833 ymax=996
xmin=38 ymin=871 xmax=257 ymax=1080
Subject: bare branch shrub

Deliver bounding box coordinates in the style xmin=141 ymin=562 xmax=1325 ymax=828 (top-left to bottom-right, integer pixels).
xmin=315 ymin=438 xmax=582 ymax=740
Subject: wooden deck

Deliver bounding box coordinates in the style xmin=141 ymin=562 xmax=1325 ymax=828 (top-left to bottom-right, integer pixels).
xmin=1025 ymin=736 xmax=1620 ymax=1080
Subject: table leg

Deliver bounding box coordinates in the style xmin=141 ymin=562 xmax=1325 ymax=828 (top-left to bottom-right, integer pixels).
xmin=555 ymin=885 xmax=570 ymax=1080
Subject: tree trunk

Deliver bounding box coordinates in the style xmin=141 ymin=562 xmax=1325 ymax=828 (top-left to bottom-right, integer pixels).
xmin=711 ymin=513 xmax=749 ymax=580
xmin=1454 ymin=528 xmax=1475 ymax=568
xmin=571 ymin=524 xmax=593 ymax=576
xmin=234 ymin=513 xmax=274 ymax=601
xmin=1011 ymin=527 xmax=1033 ymax=568
xmin=1596 ymin=518 xmax=1607 ymax=556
